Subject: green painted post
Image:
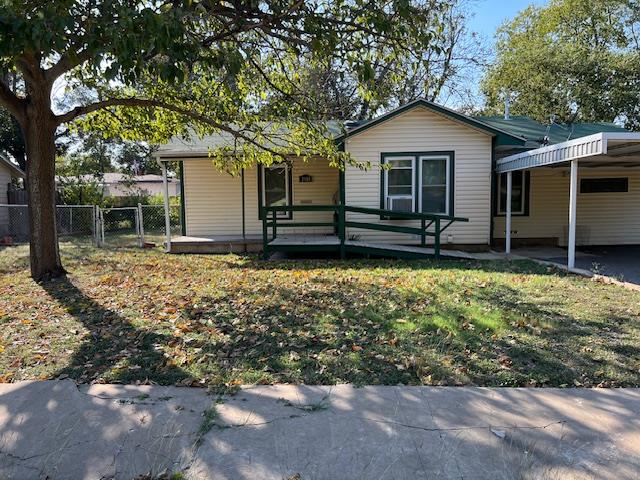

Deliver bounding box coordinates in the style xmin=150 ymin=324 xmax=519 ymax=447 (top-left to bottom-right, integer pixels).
xmin=421 ymin=218 xmax=426 ymax=247
xmin=339 ymin=205 xmax=346 ymax=259
xmin=434 ymin=218 xmax=441 ymax=259
xmin=262 ymin=207 xmax=268 ymax=260
xmin=272 ymin=209 xmax=277 ymax=239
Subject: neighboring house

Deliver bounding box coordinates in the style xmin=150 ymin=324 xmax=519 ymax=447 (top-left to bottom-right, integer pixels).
xmin=0 ymin=153 xmax=26 ymax=236
xmin=154 ymin=98 xmax=640 ymax=269
xmin=56 ymin=173 xmax=180 ymax=198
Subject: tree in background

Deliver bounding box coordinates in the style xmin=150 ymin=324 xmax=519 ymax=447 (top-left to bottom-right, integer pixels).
xmin=0 ymin=106 xmax=25 ymax=170
xmin=482 ymin=0 xmax=640 ymax=127
xmin=269 ymin=0 xmax=487 ymax=120
xmin=0 ymin=0 xmax=450 ymax=280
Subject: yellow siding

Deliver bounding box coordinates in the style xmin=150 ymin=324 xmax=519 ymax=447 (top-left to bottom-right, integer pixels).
xmin=344 ymin=107 xmax=492 ymax=245
xmin=183 ymin=157 xmax=338 ymax=237
xmin=494 ymin=167 xmax=640 ymax=245
xmin=244 ymin=156 xmax=339 ymax=235
xmin=183 ymin=160 xmax=243 ymax=236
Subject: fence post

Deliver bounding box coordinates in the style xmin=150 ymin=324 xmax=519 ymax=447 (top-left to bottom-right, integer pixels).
xmin=100 ymin=208 xmax=105 ymax=247
xmin=137 ymin=203 xmax=145 ymax=247
xmin=421 ymin=218 xmax=426 ymax=247
xmin=92 ymin=206 xmax=97 ymax=246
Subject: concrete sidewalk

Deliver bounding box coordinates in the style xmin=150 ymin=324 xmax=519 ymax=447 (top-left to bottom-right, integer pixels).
xmin=0 ymin=381 xmax=638 ymax=479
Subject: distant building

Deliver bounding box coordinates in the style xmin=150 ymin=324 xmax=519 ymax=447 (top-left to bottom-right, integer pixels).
xmin=56 ymin=172 xmax=180 ymax=197
xmin=0 ymin=153 xmax=26 ymax=236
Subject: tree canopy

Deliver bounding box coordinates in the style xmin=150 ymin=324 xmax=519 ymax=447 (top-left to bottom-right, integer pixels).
xmin=0 ymin=0 xmax=452 ymax=279
xmin=482 ymin=0 xmax=640 ymax=127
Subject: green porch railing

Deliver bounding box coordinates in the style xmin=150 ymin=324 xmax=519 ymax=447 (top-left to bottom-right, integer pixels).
xmin=261 ymin=204 xmax=468 ymax=259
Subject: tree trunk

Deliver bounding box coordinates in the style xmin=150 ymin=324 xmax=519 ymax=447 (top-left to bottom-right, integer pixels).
xmin=24 ymin=106 xmax=65 ymax=281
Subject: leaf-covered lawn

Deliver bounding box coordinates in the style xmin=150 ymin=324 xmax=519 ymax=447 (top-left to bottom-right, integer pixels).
xmin=1 ymin=241 xmax=639 ymax=389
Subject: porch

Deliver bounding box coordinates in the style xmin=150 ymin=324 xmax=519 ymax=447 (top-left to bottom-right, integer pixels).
xmin=497 ymin=132 xmax=640 ymax=270
xmin=167 ymin=204 xmax=470 ymax=260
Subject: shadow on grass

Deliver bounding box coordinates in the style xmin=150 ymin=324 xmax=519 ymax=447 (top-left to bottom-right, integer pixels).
xmin=13 ymin=242 xmax=637 ymax=388
xmin=42 ymin=276 xmax=191 ymax=385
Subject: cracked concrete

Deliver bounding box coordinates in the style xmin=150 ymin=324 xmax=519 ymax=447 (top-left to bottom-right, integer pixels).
xmin=0 ymin=382 xmax=638 ymax=479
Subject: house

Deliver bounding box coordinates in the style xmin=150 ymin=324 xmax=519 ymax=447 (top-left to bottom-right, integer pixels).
xmin=154 ymin=99 xmax=640 ymax=269
xmin=0 ymin=153 xmax=25 ymax=237
xmin=56 ymin=172 xmax=180 ymax=198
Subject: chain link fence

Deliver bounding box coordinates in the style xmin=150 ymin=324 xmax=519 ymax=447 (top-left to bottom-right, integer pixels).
xmin=0 ymin=203 xmax=181 ymax=249
xmin=0 ymin=205 xmax=98 ymax=244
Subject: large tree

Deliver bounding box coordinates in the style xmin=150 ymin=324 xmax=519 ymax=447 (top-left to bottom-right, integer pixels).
xmin=482 ymin=0 xmax=640 ymax=126
xmin=0 ymin=0 xmax=449 ymax=281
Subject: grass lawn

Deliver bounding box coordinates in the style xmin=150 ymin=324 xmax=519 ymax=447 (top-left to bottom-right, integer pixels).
xmin=1 ymin=241 xmax=639 ymax=390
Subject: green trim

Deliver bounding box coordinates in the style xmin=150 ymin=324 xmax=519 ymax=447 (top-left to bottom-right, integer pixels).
xmin=178 ymin=161 xmax=186 ymax=236
xmin=335 ymin=99 xmax=526 ymax=147
xmin=489 ymin=137 xmax=496 ymax=246
xmin=257 ymin=164 xmax=293 ymax=221
xmin=380 ymin=151 xmax=455 ymax=219
xmin=241 ymin=168 xmax=246 ymax=239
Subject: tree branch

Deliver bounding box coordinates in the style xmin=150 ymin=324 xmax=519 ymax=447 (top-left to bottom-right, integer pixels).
xmin=0 ymin=78 xmax=26 ymax=122
xmin=55 ymin=97 xmax=287 ymax=158
xmin=46 ymin=49 xmax=92 ymax=84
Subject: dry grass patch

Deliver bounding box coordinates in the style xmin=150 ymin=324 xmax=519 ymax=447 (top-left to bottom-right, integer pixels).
xmin=1 ymin=240 xmax=639 ymax=388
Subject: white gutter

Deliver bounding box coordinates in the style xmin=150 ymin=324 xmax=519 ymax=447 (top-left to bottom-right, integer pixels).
xmin=496 ymin=132 xmax=640 ymax=173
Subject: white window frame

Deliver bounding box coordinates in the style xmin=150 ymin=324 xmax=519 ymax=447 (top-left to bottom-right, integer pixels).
xmin=383 ymin=156 xmax=415 ymax=212
xmin=497 ymin=171 xmax=526 ymax=215
xmin=418 ymin=155 xmax=451 ymax=216
xmin=261 ymin=164 xmax=291 ymax=219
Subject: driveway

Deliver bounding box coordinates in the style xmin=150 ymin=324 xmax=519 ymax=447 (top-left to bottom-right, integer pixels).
xmin=1 ymin=381 xmax=639 ymax=479
xmin=516 ymin=245 xmax=640 ymax=285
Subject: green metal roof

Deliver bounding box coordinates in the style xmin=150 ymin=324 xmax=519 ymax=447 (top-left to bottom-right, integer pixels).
xmin=475 ymin=115 xmax=629 ymax=148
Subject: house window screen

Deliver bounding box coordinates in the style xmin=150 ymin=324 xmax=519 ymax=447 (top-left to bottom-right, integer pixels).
xmin=498 ymin=171 xmax=526 ymax=215
xmin=420 ymin=156 xmax=449 ymax=215
xmin=385 ymin=157 xmax=414 ymax=212
xmin=262 ymin=165 xmax=291 ymax=218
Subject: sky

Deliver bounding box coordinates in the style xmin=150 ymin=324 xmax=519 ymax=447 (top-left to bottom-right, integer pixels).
xmin=469 ymin=0 xmax=548 ymax=39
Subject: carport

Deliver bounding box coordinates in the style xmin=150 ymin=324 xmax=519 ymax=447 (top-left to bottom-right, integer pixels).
xmin=497 ymin=132 xmax=640 ymax=270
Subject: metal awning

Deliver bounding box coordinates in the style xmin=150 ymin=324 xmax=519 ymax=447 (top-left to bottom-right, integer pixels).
xmin=496 ymin=132 xmax=640 ymax=173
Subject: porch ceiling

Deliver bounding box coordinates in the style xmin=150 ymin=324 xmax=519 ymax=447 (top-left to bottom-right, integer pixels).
xmin=496 ymin=132 xmax=640 ymax=173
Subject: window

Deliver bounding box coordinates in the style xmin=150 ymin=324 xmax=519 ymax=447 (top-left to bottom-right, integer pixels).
xmin=580 ymin=177 xmax=628 ymax=193
xmin=384 ymin=157 xmax=414 ymax=212
xmin=381 ymin=152 xmax=453 ymax=216
xmin=260 ymin=164 xmax=292 ymax=218
xmin=420 ymin=156 xmax=449 ymax=215
xmin=497 ymin=171 xmax=528 ymax=216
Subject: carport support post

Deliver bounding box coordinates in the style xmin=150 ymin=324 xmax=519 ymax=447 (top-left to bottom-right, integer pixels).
xmin=161 ymin=161 xmax=172 ymax=253
xmin=505 ymin=171 xmax=512 ymax=254
xmin=568 ymin=160 xmax=578 ymax=270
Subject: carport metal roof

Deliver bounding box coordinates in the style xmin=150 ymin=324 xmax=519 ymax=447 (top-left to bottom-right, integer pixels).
xmin=496 ymin=132 xmax=640 ymax=173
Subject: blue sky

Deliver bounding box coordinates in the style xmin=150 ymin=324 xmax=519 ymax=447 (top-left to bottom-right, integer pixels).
xmin=469 ymin=0 xmax=548 ymax=38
